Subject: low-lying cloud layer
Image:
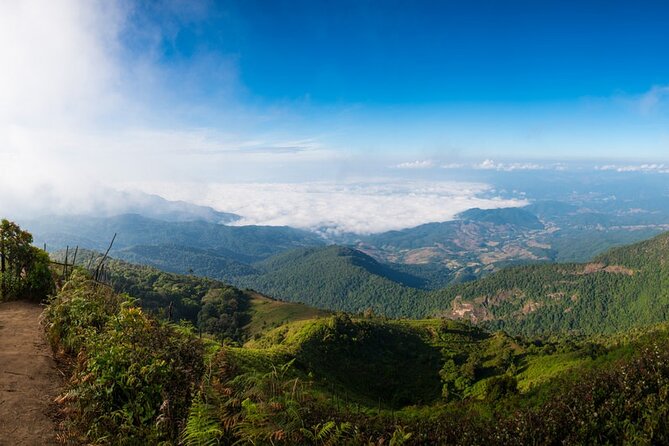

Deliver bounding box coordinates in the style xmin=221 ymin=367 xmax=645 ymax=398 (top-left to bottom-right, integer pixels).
xmin=393 ymin=159 xmax=569 ymax=172
xmin=130 ymin=181 xmax=527 ymax=235
xmin=596 ymin=163 xmax=669 ymax=173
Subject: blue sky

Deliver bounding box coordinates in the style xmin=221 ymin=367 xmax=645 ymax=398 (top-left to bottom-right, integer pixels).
xmin=109 ymin=0 xmax=669 ymax=162
xmin=132 ymin=0 xmax=669 ymax=103
xmin=2 ymin=0 xmax=669 ymax=227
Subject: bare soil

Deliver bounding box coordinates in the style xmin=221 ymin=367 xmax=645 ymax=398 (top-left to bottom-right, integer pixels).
xmin=0 ymin=301 xmax=61 ymax=445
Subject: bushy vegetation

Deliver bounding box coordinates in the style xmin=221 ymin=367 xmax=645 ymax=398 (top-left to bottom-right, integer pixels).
xmin=0 ymin=218 xmax=54 ymax=301
xmin=182 ymin=316 xmax=669 ymax=445
xmin=45 ymin=270 xmax=204 ymax=444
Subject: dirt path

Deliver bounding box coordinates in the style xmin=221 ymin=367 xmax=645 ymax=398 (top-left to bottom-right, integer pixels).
xmin=0 ymin=301 xmax=61 ymax=445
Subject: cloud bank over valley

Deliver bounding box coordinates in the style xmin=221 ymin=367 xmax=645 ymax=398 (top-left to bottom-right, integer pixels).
xmin=129 ymin=181 xmax=527 ymax=235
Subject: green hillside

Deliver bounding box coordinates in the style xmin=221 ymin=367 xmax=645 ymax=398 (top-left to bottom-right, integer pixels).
xmin=430 ymin=231 xmax=669 ymax=335
xmin=51 ymin=249 xmax=326 ymax=343
xmin=244 ymin=314 xmax=594 ymax=407
xmin=231 ymin=230 xmax=669 ymax=337
xmin=115 ymin=244 xmax=257 ymax=280
xmin=232 ymin=245 xmax=430 ymax=316
xmin=55 ymin=230 xmax=669 ymax=337
xmin=244 ymin=291 xmax=330 ymax=338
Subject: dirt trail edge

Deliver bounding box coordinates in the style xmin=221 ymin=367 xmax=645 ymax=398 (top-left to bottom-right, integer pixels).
xmin=0 ymin=301 xmax=61 ymax=446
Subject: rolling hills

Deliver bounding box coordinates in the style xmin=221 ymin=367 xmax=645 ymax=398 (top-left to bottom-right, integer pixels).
xmin=226 ymin=230 xmax=669 ymax=337
xmin=49 ymin=225 xmax=669 ymax=338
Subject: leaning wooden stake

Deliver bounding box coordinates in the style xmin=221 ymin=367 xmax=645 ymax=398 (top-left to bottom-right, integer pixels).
xmin=94 ymin=233 xmax=116 ymax=281
xmin=63 ymin=246 xmax=69 ymax=278
xmin=71 ymin=246 xmax=78 ymax=271
xmin=86 ymin=251 xmax=96 ymax=270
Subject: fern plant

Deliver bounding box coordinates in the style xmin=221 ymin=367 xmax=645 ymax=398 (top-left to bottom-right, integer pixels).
xmin=299 ymin=421 xmax=353 ymax=446
xmin=180 ymin=392 xmax=223 ymax=446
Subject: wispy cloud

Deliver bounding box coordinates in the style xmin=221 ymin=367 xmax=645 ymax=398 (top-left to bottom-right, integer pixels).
xmin=474 ymin=159 xmax=546 ymax=171
xmin=595 ymin=163 xmax=669 ymax=173
xmin=439 ymin=159 xmax=558 ymax=172
xmin=393 ymin=160 xmax=435 ymax=169
xmin=638 ymin=85 xmax=669 ymax=114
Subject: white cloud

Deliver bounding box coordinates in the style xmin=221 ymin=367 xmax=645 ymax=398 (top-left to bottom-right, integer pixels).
xmin=393 ymin=160 xmax=435 ymax=169
xmin=440 ymin=163 xmax=466 ymax=169
xmin=0 ymin=0 xmax=337 ymax=217
xmin=0 ymin=1 xmax=122 ymax=124
xmin=474 ymin=159 xmax=546 ymax=171
xmin=595 ymin=163 xmax=669 ymax=173
xmin=128 ymin=181 xmax=528 ymax=235
xmin=439 ymin=159 xmax=550 ymax=172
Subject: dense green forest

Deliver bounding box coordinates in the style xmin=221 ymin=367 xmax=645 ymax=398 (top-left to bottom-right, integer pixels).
xmin=225 ymin=231 xmax=669 ymax=337
xmin=0 ymin=218 xmax=53 ymax=301
xmin=429 ymin=231 xmax=669 ymax=336
xmin=116 ymin=244 xmax=258 ymax=280
xmin=233 ymin=246 xmax=431 ymax=316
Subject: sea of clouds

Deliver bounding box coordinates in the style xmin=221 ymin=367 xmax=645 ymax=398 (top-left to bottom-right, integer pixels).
xmin=129 ymin=180 xmax=527 ymax=234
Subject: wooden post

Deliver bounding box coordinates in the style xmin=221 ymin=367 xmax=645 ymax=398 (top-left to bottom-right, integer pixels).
xmin=95 ymin=233 xmax=116 ymax=281
xmin=63 ymin=246 xmax=69 ymax=278
xmin=71 ymin=246 xmax=78 ymax=271
xmin=86 ymin=251 xmax=95 ymax=270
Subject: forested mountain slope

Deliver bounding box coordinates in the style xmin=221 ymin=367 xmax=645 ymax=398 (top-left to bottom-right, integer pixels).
xmin=114 ymin=244 xmax=258 ymax=280
xmin=51 ymin=250 xmax=327 ymax=342
xmin=50 ymin=228 xmax=669 ymax=337
xmin=458 ymin=207 xmax=544 ymax=229
xmin=430 ymin=231 xmax=669 ymax=335
xmin=28 ymin=213 xmax=324 ymax=262
xmin=231 ymin=246 xmax=430 ymax=316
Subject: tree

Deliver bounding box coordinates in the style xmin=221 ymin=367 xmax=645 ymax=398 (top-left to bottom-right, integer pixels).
xmin=0 ymin=219 xmax=53 ymax=300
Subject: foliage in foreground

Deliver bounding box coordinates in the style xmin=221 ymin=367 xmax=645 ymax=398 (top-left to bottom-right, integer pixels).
xmin=45 ymin=270 xmax=204 ymax=445
xmin=208 ymin=327 xmax=669 ymax=445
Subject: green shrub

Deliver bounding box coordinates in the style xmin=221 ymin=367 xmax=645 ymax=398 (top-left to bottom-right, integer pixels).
xmin=46 ymin=270 xmax=204 ymax=445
